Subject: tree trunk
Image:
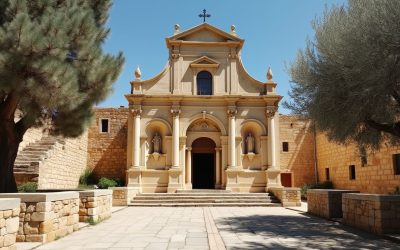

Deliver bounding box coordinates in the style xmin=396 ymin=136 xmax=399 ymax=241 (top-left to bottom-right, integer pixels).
xmin=0 ymin=119 xmax=23 ymax=192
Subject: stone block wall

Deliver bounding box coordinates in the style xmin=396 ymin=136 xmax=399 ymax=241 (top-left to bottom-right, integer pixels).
xmin=0 ymin=192 xmax=79 ymax=243
xmin=38 ymin=133 xmax=88 ymax=189
xmin=279 ymin=116 xmax=315 ymax=187
xmin=342 ymin=193 xmax=400 ymax=235
xmin=269 ymin=187 xmax=301 ymax=207
xmin=87 ymin=108 xmax=128 ymax=181
xmin=79 ymin=190 xmax=112 ymax=223
xmin=110 ymin=187 xmax=138 ymax=206
xmin=0 ymin=198 xmax=20 ymax=250
xmin=307 ymin=189 xmax=358 ymax=219
xmin=316 ymin=133 xmax=400 ymax=194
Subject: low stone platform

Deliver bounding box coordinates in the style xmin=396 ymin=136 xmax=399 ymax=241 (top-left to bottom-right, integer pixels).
xmin=0 ymin=192 xmax=79 ymax=243
xmin=129 ymin=190 xmax=281 ymax=207
xmin=307 ymin=189 xmax=358 ymax=219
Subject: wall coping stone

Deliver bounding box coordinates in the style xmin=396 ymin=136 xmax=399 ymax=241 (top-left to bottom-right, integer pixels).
xmin=0 ymin=191 xmax=78 ymax=202
xmin=79 ymin=189 xmax=112 ymax=197
xmin=308 ymin=189 xmax=358 ymax=194
xmin=109 ymin=187 xmax=137 ymax=191
xmin=0 ymin=198 xmax=20 ymax=210
xmin=343 ymin=193 xmax=400 ymax=202
xmin=269 ymin=187 xmax=300 ymax=191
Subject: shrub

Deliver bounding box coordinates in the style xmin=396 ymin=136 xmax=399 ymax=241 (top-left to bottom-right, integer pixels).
xmin=97 ymin=177 xmax=117 ymax=189
xmin=115 ymin=178 xmax=125 ymax=187
xmin=79 ymin=168 xmax=96 ymax=185
xmin=18 ymin=182 xmax=38 ymax=192
xmin=301 ymin=181 xmax=334 ymax=200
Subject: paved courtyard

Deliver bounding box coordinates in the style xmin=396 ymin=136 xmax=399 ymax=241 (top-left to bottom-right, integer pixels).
xmin=34 ymin=207 xmax=397 ymax=250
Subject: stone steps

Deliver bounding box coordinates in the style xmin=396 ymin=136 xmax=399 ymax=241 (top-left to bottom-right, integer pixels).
xmin=129 ymin=202 xmax=281 ymax=207
xmin=14 ymin=136 xmax=62 ymax=180
xmin=137 ymin=192 xmax=270 ymax=196
xmin=130 ymin=190 xmax=281 ymax=207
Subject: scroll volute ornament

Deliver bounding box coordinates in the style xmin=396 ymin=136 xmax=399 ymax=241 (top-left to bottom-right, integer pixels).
xmin=265 ymin=106 xmax=278 ymax=118
xmin=227 ymin=108 xmax=237 ymax=118
xmin=170 ymin=108 xmax=181 ymax=117
xmin=131 ymin=108 xmax=142 ymax=117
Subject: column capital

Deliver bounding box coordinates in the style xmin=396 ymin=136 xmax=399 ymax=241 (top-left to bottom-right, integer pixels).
xmin=186 ymin=147 xmax=192 ymax=151
xmin=215 ymin=147 xmax=222 ymax=151
xmin=227 ymin=108 xmax=237 ymax=118
xmin=265 ymin=106 xmax=278 ymax=118
xmin=171 ymin=108 xmax=181 ymax=117
xmin=131 ymin=108 xmax=142 ymax=117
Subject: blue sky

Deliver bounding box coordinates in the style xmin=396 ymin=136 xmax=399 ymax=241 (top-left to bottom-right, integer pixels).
xmin=101 ymin=0 xmax=347 ymax=114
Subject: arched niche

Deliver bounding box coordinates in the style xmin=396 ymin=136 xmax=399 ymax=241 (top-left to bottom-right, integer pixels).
xmin=145 ymin=118 xmax=172 ymax=154
xmin=240 ymin=119 xmax=266 ymax=154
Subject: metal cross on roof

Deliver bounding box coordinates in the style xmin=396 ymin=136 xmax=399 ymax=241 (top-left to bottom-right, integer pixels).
xmin=199 ymin=9 xmax=211 ymax=23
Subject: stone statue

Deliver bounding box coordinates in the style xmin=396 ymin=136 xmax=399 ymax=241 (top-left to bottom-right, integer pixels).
xmin=246 ymin=133 xmax=255 ymax=154
xmin=152 ymin=132 xmax=161 ymax=153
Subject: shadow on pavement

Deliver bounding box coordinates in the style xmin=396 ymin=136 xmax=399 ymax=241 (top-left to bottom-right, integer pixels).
xmin=215 ymin=213 xmax=396 ymax=250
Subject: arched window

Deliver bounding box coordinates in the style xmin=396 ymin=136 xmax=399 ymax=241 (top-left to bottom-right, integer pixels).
xmin=197 ymin=71 xmax=212 ymax=95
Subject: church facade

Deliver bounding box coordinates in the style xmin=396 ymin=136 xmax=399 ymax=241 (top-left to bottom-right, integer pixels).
xmin=125 ymin=23 xmax=283 ymax=193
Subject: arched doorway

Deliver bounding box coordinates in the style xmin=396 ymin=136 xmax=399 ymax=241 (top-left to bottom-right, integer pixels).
xmin=191 ymin=137 xmax=216 ymax=189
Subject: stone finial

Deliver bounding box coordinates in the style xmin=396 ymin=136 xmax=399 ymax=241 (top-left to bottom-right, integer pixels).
xmin=174 ymin=24 xmax=180 ymax=34
xmin=267 ymin=67 xmax=273 ymax=81
xmin=135 ymin=65 xmax=141 ymax=80
xmin=230 ymin=25 xmax=236 ymax=35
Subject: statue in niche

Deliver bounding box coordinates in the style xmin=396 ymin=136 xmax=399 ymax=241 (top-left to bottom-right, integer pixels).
xmin=152 ymin=132 xmax=162 ymax=153
xmin=246 ymin=132 xmax=255 ymax=154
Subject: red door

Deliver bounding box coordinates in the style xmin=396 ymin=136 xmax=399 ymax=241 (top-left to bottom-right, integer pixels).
xmin=281 ymin=173 xmax=292 ymax=187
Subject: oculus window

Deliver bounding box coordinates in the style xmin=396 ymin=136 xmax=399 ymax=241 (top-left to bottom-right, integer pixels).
xmin=197 ymin=71 xmax=212 ymax=95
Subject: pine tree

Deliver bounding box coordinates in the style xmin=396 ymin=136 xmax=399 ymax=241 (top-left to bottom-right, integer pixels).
xmin=0 ymin=0 xmax=124 ymax=192
xmin=285 ymin=0 xmax=400 ymax=150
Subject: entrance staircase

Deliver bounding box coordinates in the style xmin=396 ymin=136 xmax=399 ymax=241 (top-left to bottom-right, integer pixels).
xmin=129 ymin=189 xmax=281 ymax=207
xmin=14 ymin=136 xmax=62 ymax=182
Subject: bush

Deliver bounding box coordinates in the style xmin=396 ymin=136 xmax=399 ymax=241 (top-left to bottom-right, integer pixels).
xmin=301 ymin=181 xmax=333 ymax=200
xmin=97 ymin=177 xmax=117 ymax=189
xmin=18 ymin=182 xmax=38 ymax=192
xmin=79 ymin=168 xmax=96 ymax=185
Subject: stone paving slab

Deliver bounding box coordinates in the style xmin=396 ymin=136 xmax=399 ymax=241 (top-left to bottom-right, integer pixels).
xmin=29 ymin=206 xmax=397 ymax=250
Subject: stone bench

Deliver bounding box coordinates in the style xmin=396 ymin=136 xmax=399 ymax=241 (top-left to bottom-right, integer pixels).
xmin=79 ymin=190 xmax=112 ymax=223
xmin=307 ymin=189 xmax=358 ymax=219
xmin=0 ymin=192 xmax=79 ymax=243
xmin=269 ymin=187 xmax=301 ymax=207
xmin=342 ymin=193 xmax=400 ymax=235
xmin=0 ymin=198 xmax=20 ymax=250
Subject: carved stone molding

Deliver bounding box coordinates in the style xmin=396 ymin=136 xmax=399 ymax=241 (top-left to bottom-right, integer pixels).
xmin=265 ymin=106 xmax=278 ymax=118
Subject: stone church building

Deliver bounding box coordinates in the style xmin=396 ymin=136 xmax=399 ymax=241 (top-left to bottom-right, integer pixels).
xmin=125 ymin=23 xmax=282 ymax=193
xmin=14 ymin=23 xmax=400 ymax=194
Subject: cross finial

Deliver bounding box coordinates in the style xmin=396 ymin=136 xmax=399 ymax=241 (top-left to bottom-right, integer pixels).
xmin=199 ymin=9 xmax=211 ymax=23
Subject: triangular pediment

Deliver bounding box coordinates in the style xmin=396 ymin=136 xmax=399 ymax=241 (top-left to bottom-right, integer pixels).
xmin=167 ymin=23 xmax=243 ymax=43
xmin=190 ymin=56 xmax=220 ymax=68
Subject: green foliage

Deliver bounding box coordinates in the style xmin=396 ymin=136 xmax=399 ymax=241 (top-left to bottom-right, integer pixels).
xmin=97 ymin=177 xmax=117 ymax=189
xmin=17 ymin=182 xmax=38 ymax=192
xmin=301 ymin=181 xmax=333 ymax=200
xmin=0 ymin=0 xmax=124 ymax=137
xmin=285 ymin=0 xmax=400 ymax=150
xmin=79 ymin=168 xmax=96 ymax=186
